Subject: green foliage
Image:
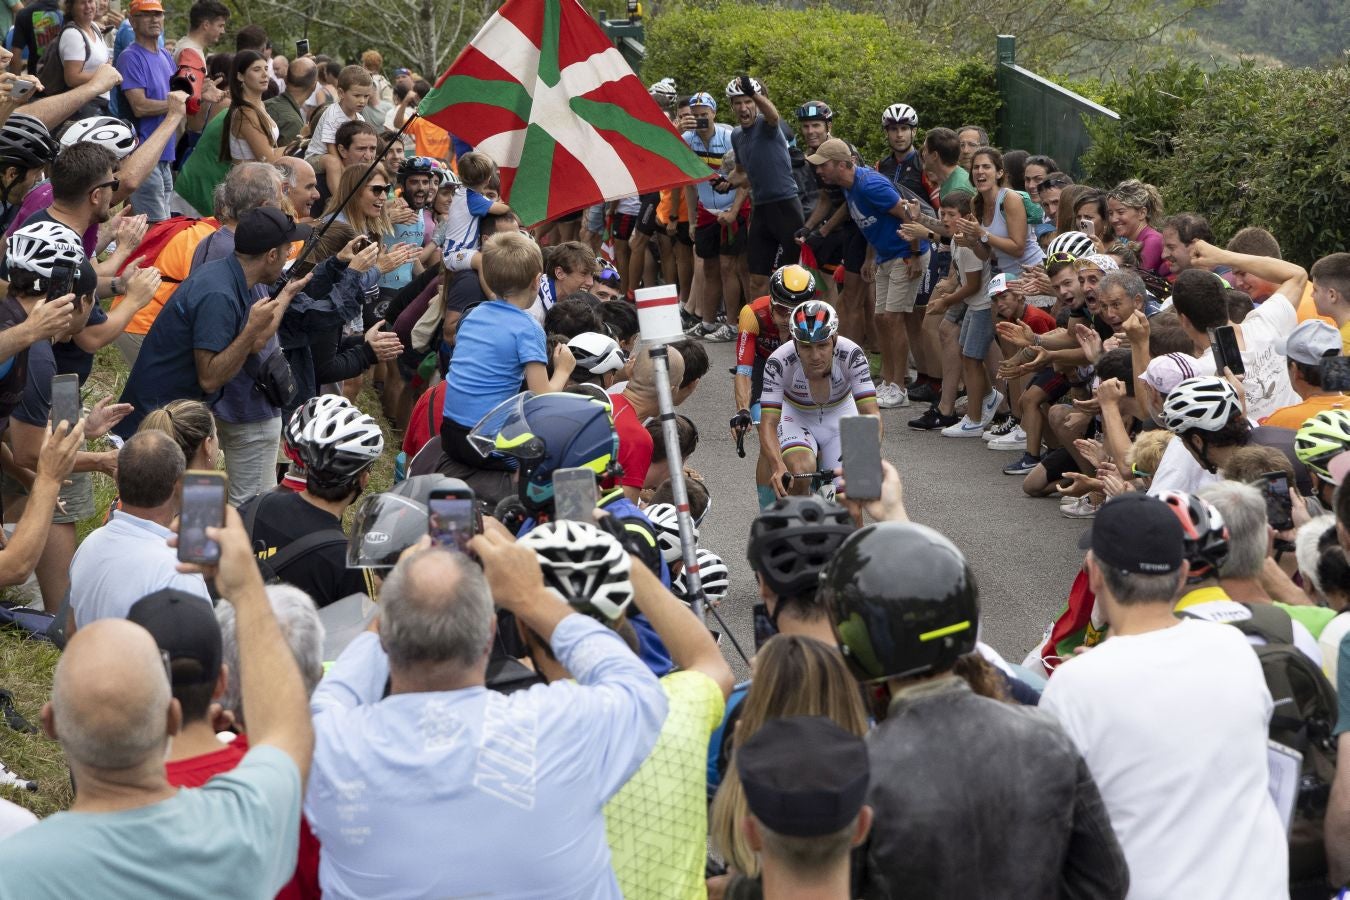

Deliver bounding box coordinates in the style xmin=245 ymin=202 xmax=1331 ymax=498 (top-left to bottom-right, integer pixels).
xmin=646 ymin=0 xmax=999 ymax=163
xmin=1081 ymin=63 xmax=1350 ymax=266
xmin=1182 ymin=0 xmax=1350 ymax=68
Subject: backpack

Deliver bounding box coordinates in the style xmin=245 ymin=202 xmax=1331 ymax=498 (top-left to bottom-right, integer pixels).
xmin=173 ymin=46 xmax=207 ymax=103
xmin=1202 ymin=603 xmax=1337 ymax=886
xmin=35 ymin=21 xmax=85 ymax=97
xmin=241 ymin=491 xmax=349 ymax=584
xmin=115 ymin=215 xmax=216 ymax=281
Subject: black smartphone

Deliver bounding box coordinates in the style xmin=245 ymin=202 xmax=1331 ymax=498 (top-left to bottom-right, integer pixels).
xmin=295 ymin=38 xmax=310 ymax=57
xmin=1321 ymin=356 xmax=1350 ymax=392
xmin=428 ymin=487 xmax=477 ymax=553
xmin=352 ymin=235 xmax=373 ymax=254
xmin=552 ymin=467 xmax=597 ymax=523
xmin=1210 ymin=324 xmax=1245 ymax=377
xmin=47 ymin=259 xmax=76 ymax=303
xmin=696 ymin=115 xmax=710 ymax=130
xmin=1258 ymin=471 xmax=1295 ymax=532
xmin=840 ymin=415 xmax=883 ymax=500
xmin=178 ymin=471 xmax=228 ymax=564
xmin=50 ymin=374 xmax=80 ymax=432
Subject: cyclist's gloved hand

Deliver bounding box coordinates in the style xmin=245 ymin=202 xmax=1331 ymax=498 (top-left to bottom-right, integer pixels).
xmin=730 ymin=409 xmax=753 ymax=431
xmin=738 ymin=74 xmax=756 ymax=97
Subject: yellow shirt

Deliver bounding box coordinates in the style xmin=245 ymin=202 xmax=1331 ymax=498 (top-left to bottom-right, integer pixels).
xmin=1260 ymin=394 xmax=1347 ymax=429
xmin=605 ymin=670 xmax=725 ymax=900
xmin=1340 ymin=320 xmax=1350 ymax=355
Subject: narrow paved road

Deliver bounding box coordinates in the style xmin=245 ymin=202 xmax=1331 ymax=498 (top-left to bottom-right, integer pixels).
xmin=675 ymin=340 xmax=1087 ymax=678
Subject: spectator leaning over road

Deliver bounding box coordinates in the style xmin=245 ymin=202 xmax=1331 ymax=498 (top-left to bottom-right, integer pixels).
xmin=305 ymin=524 xmax=668 ymax=898
xmin=821 ymin=519 xmax=1128 ymax=898
xmin=725 ymin=74 xmax=803 ymax=304
xmin=115 ymin=0 xmax=176 ymax=221
xmin=68 ymin=430 xmax=210 ymax=629
xmin=0 ymin=506 xmax=314 ymax=898
xmin=1042 ymin=492 xmax=1287 ymax=899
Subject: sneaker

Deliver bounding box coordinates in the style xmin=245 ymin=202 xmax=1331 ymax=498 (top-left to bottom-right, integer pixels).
xmin=982 ymin=415 xmax=1018 ymax=441
xmin=877 ymin=383 xmax=909 ymax=409
xmin=679 ymin=308 xmax=700 ymax=330
xmin=701 ymin=323 xmax=736 ymax=343
xmin=1002 ymin=453 xmax=1041 ymax=475
xmin=941 ymin=416 xmax=985 ymax=438
xmin=908 ymin=381 xmax=940 ymax=404
xmin=1059 ymin=493 xmax=1080 ymax=508
xmin=907 ymin=407 xmax=959 ymax=430
xmin=979 ymin=388 xmax=1005 ymax=427
xmin=987 ymin=425 xmax=1027 ymax=451
xmin=1060 ymin=496 xmax=1100 ymax=519
xmin=684 ymin=320 xmax=709 ymax=337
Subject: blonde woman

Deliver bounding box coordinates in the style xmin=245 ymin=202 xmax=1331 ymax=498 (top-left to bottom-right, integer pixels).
xmin=1107 ymin=179 xmax=1167 ymax=278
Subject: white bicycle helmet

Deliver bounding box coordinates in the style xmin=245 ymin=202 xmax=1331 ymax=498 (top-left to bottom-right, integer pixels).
xmin=6 ymin=220 xmax=85 ymax=279
xmin=518 ymin=520 xmax=634 ymax=621
xmin=60 ymin=116 xmax=139 ymax=159
xmin=1160 ymin=376 xmax=1241 ymax=435
xmin=724 ymin=77 xmax=763 ymax=99
xmin=568 ymin=332 xmax=625 ymax=376
xmin=291 ymin=399 xmax=384 ymax=483
xmin=285 ymin=394 xmax=352 ymax=452
xmin=649 ymin=77 xmax=678 ymax=108
xmin=673 ymin=548 xmax=730 ymax=603
xmin=1046 ymin=230 xmax=1095 ymax=260
xmin=881 ymin=103 xmax=918 ymax=128
xmin=645 ymin=502 xmax=695 ymax=564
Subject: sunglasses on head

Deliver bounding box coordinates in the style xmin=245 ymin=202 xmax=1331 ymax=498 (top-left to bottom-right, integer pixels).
xmin=597 ymin=266 xmax=619 ymax=282
xmin=1044 ymin=251 xmax=1077 ymax=268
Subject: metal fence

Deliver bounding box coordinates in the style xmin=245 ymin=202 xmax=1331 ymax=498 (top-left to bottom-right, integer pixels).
xmin=995 ymin=35 xmax=1118 ymax=178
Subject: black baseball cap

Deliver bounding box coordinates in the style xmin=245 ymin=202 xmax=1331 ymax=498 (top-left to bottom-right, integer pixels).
xmin=737 ymin=716 xmax=869 ymax=837
xmin=234 ymin=207 xmax=312 ymax=255
xmin=1078 ymin=493 xmax=1184 ymax=575
xmin=127 ymin=588 xmax=222 ymax=684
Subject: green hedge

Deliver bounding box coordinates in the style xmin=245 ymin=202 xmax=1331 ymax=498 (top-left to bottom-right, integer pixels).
xmin=644 ymin=0 xmax=999 ymax=165
xmin=1080 ymin=63 xmax=1350 ymax=267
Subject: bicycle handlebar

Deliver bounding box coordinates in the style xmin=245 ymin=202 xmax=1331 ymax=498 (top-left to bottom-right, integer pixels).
xmin=780 ymin=469 xmax=838 ymax=490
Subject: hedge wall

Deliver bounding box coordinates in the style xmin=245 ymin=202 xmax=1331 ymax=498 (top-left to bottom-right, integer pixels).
xmin=644 ymin=0 xmax=999 ymax=165
xmin=1080 ymin=63 xmax=1350 ymax=267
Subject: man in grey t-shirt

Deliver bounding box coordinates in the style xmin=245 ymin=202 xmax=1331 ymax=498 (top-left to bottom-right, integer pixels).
xmin=728 ymin=74 xmax=804 ymax=301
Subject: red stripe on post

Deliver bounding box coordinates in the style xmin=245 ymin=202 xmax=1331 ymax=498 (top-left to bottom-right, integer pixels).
xmin=635 ymin=297 xmax=680 ymax=309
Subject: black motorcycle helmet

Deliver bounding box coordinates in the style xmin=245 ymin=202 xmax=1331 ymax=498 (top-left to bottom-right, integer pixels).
xmin=819 ymin=522 xmax=978 ymax=683
xmin=747 ymin=496 xmax=854 ymax=597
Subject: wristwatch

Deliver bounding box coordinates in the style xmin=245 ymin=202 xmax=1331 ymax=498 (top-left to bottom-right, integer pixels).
xmin=979 ymin=232 xmax=989 ymax=245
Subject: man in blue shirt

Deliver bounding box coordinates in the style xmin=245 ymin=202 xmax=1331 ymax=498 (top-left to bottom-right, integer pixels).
xmin=115 ymin=0 xmax=175 ymax=221
xmin=115 ymin=206 xmax=312 ymax=437
xmin=810 ymin=137 xmax=929 ymax=411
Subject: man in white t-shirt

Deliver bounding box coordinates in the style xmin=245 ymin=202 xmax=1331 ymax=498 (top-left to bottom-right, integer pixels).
xmin=1042 ymin=493 xmax=1287 ymax=900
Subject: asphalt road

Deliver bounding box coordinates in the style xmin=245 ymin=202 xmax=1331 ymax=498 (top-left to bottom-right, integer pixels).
xmin=676 ymin=340 xmax=1088 ymax=679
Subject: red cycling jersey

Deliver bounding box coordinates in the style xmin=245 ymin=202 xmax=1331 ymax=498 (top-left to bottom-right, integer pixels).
xmin=735 ymin=296 xmax=784 ymax=374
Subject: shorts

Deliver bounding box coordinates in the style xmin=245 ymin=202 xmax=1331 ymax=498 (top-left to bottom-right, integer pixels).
xmin=695 ymin=218 xmax=744 ymax=260
xmin=672 ymin=224 xmax=694 ymax=246
xmin=944 ymin=301 xmax=968 ymax=324
xmin=0 ymin=469 xmax=93 ymax=525
xmin=1040 ymin=446 xmax=1080 ymax=482
xmin=1029 ymin=367 xmax=1072 ymax=402
xmin=959 ymin=306 xmax=995 ymax=360
xmin=777 ymin=397 xmax=859 ymax=471
xmin=584 ymin=204 xmax=605 ymax=233
xmin=557 ymin=209 xmax=582 ymax=223
xmin=614 ymin=213 xmax=637 ymax=242
xmin=635 ymin=194 xmax=660 ymax=236
xmin=746 ymin=197 xmax=804 ymax=276
xmin=913 ymin=246 xmax=937 ymax=308
xmin=444 ymin=246 xmax=478 ymax=273
xmin=875 ymin=252 xmax=930 ymax=314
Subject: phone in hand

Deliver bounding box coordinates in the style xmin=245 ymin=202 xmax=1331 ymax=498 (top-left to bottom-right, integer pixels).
xmin=10 ymin=79 xmax=36 ymax=102
xmin=178 ymin=471 xmax=228 ymax=564
xmin=1320 ymin=356 xmax=1350 ymax=392
xmin=552 ymin=467 xmax=598 ymax=523
xmin=1078 ymin=217 xmax=1095 ymax=237
xmin=50 ymin=374 xmax=80 ymax=433
xmin=1209 ymin=324 xmax=1245 ymax=377
xmin=1258 ymin=471 xmax=1295 ymax=532
xmin=47 ymin=259 xmax=76 ymax=304
xmin=695 ymin=115 xmax=710 ymax=130
xmin=295 ymin=38 xmax=310 ymax=57
xmin=840 ymin=415 xmax=883 ymax=500
xmin=428 ymin=487 xmax=478 ymax=554
xmin=352 ymin=235 xmax=373 ymax=254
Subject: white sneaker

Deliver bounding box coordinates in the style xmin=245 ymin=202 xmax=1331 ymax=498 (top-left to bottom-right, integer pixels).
xmin=1059 ymin=493 xmax=1082 ymax=508
xmin=876 ymin=383 xmax=908 ymax=409
xmin=979 ymin=388 xmax=1005 ymax=427
xmin=1061 ymin=495 xmax=1099 ymax=519
xmin=941 ymin=416 xmax=985 ymax=438
xmin=987 ymin=425 xmax=1027 ymax=451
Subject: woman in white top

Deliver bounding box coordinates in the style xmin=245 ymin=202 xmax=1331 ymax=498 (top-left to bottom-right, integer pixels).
xmin=60 ymin=0 xmax=111 ymax=104
xmin=221 ymin=49 xmax=282 ymax=164
xmin=963 ymin=145 xmax=1045 ymax=276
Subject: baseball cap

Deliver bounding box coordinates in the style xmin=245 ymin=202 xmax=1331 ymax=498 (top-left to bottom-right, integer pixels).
xmin=805 ymin=137 xmax=852 ymax=166
xmin=1074 ymin=253 xmax=1119 ymax=273
xmin=1275 ymin=320 xmax=1341 ymax=367
xmin=1078 ymin=493 xmax=1185 ymax=575
xmin=127 ymin=589 xmax=222 ymax=684
xmin=235 ymin=207 xmax=312 ymax=255
xmin=129 ymin=0 xmax=164 ymax=13
xmin=987 ymin=273 xmax=1017 ymax=298
xmin=393 ymin=67 xmax=411 ymax=77
xmin=687 ymin=92 xmax=717 ymax=112
xmin=737 ymin=716 xmax=869 ymax=837
xmin=1141 ymin=352 xmax=1202 ymax=396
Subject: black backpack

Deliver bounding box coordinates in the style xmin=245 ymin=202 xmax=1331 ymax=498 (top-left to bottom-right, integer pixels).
xmin=241 ymin=491 xmax=349 ymax=584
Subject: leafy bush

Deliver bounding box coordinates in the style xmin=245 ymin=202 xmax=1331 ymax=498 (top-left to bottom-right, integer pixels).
xmin=1081 ymin=62 xmax=1350 ymax=266
xmin=645 ymin=0 xmax=999 ymax=164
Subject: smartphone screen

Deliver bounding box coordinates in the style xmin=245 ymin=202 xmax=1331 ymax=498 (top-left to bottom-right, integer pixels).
xmin=552 ymin=467 xmax=598 ymax=523
xmin=47 ymin=260 xmax=75 ymax=303
xmin=840 ymin=415 xmax=883 ymax=500
xmin=1210 ymin=324 xmax=1245 ymax=376
xmin=295 ymin=38 xmax=310 ymax=56
xmin=178 ymin=472 xmax=227 ymax=564
xmin=428 ymin=494 xmax=476 ymax=553
xmin=1321 ymin=357 xmax=1350 ymax=392
xmin=1259 ymin=472 xmax=1294 ymax=532
xmin=50 ymin=374 xmax=80 ymax=432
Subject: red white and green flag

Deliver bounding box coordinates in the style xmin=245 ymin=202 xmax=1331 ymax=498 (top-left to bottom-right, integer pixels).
xmin=418 ymin=0 xmax=708 ymax=227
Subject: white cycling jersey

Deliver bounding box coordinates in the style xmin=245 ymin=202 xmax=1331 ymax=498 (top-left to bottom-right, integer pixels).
xmin=760 ymin=337 xmax=878 ymax=467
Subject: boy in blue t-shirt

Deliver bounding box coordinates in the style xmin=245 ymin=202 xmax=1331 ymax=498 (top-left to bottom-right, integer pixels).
xmin=440 ymin=231 xmax=575 ymax=465
xmin=442 ymin=151 xmax=511 ymax=277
